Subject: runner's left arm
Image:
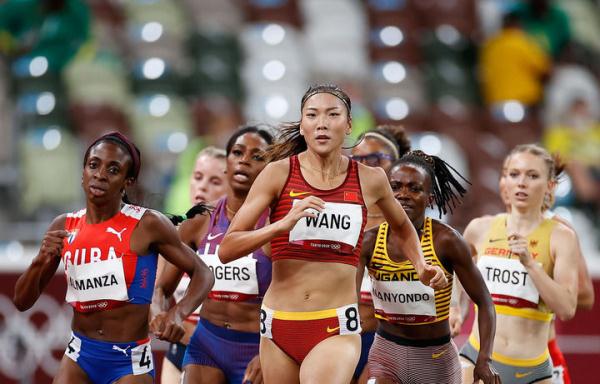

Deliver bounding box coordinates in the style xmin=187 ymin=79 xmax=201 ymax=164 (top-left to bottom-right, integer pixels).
xmin=145 ymin=211 xmax=214 ymax=341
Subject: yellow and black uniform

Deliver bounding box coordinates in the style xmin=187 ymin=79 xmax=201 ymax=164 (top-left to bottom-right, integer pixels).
xmin=366 ymin=218 xmax=462 ymax=384
xmin=367 ymin=218 xmax=453 ymax=325
xmin=460 ymin=214 xmax=557 ymax=384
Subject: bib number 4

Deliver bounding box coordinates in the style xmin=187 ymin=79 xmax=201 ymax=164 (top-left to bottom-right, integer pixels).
xmin=132 ymin=343 xmax=153 ymax=374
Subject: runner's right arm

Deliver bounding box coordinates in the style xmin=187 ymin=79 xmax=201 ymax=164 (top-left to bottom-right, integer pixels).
xmin=220 ymin=161 xmax=324 ymax=263
xmin=14 ymin=214 xmax=68 ymax=311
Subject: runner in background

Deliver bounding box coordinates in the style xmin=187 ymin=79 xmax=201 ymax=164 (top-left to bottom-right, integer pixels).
xmin=153 ymin=126 xmax=273 ymax=384
xmin=360 ymin=151 xmax=499 ymax=384
xmin=155 ymin=146 xmax=227 ymax=383
xmin=349 ymin=124 xmax=411 ymax=383
xmin=460 ymin=144 xmax=579 ymax=384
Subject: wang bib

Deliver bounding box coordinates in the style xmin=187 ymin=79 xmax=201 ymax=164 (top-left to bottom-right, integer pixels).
xmin=289 ymin=201 xmax=363 ymax=254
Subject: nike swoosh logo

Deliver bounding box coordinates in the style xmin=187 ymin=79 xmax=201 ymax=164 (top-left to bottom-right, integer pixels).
xmin=431 ymin=350 xmax=446 ymax=359
xmin=207 ymin=233 xmax=223 ymax=241
xmin=326 ymin=326 xmax=340 ymax=333
xmin=289 ymin=190 xmax=310 ymax=197
xmin=515 ymin=371 xmax=533 ymax=379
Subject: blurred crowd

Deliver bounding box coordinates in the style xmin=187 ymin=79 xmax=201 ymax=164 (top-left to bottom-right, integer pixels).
xmin=0 ymin=0 xmax=599 ymax=252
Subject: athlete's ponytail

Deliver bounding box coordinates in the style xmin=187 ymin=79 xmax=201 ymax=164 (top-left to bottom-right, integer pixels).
xmin=393 ymin=150 xmax=470 ymax=217
xmin=168 ymin=203 xmax=213 ymax=226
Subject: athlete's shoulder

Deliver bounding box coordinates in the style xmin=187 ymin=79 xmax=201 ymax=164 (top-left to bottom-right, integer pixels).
xmin=265 ymin=158 xmax=290 ymax=172
xmin=357 ymin=162 xmax=388 ymax=194
xmin=260 ymin=159 xmax=291 ymax=184
xmin=463 ymin=214 xmax=497 ymax=245
xmin=431 ymin=218 xmax=462 ymax=240
xmin=431 ymin=218 xmax=469 ymax=257
xmin=356 ymin=160 xmax=386 ymax=179
xmin=550 ymin=214 xmax=574 ymax=231
xmin=49 ymin=213 xmax=69 ymax=231
xmin=178 ymin=212 xmax=210 ymax=247
xmin=550 ymin=219 xmax=577 ymax=241
xmin=466 ymin=214 xmax=498 ymax=231
xmin=137 ymin=208 xmax=170 ymax=231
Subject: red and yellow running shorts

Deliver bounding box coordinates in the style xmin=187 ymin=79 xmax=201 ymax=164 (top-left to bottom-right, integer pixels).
xmin=260 ymin=303 xmax=361 ymax=364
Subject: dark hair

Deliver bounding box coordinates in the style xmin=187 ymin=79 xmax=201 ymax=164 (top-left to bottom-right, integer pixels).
xmin=84 ymin=131 xmax=141 ymax=181
xmin=362 ymin=124 xmax=411 ymax=161
xmin=83 ymin=131 xmax=142 ymax=204
xmin=225 ymin=124 xmax=275 ymax=156
xmin=168 ymin=202 xmax=213 ymax=226
xmin=376 ymin=125 xmax=411 ymax=158
xmin=268 ymin=84 xmax=352 ymax=161
xmin=393 ymin=150 xmax=470 ymax=218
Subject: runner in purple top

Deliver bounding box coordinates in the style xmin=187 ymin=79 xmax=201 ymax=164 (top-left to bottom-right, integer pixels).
xmin=152 ymin=125 xmax=274 ymax=384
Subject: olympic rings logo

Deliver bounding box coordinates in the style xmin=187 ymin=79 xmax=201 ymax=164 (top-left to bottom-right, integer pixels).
xmin=0 ymin=293 xmax=71 ymax=380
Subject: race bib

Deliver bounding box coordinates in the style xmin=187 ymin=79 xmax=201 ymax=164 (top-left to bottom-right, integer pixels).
xmin=205 ymin=253 xmax=259 ymax=301
xmin=371 ymin=279 xmax=436 ymax=323
xmin=478 ymin=256 xmax=540 ymax=309
xmin=65 ymin=258 xmax=128 ymax=303
xmin=289 ymin=201 xmax=363 ymax=253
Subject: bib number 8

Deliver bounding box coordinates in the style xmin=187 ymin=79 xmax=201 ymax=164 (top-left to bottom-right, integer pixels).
xmin=260 ymin=309 xmax=267 ymax=335
xmin=345 ymin=306 xmax=359 ymax=332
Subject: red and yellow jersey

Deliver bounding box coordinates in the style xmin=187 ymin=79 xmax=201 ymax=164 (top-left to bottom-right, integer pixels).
xmin=270 ymin=155 xmax=367 ymax=267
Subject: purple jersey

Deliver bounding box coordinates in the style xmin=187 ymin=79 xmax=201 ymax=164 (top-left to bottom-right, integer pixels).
xmin=198 ymin=197 xmax=271 ymax=303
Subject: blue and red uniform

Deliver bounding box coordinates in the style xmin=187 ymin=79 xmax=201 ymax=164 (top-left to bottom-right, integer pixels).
xmin=61 ymin=204 xmax=157 ymax=383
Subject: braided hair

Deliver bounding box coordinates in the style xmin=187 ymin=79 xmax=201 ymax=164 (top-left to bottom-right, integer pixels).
xmin=168 ymin=202 xmax=213 ymax=226
xmin=393 ymin=150 xmax=470 ymax=218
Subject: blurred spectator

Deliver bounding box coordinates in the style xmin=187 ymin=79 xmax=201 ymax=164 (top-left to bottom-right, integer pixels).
xmin=556 ymin=0 xmax=600 ymax=57
xmin=0 ymin=0 xmax=91 ymax=72
xmin=512 ymin=0 xmax=571 ymax=58
xmin=544 ymin=64 xmax=600 ymax=126
xmin=479 ymin=11 xmax=551 ymax=106
xmin=544 ymin=97 xmax=600 ymax=211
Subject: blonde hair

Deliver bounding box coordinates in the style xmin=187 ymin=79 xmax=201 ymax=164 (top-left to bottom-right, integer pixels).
xmin=196 ymin=146 xmax=226 ymax=162
xmin=507 ymin=144 xmax=556 ymax=180
xmin=505 ymin=144 xmax=566 ymax=212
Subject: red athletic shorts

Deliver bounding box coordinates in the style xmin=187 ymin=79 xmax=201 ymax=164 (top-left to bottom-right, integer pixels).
xmin=548 ymin=338 xmax=571 ymax=384
xmin=260 ymin=304 xmax=361 ymax=364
